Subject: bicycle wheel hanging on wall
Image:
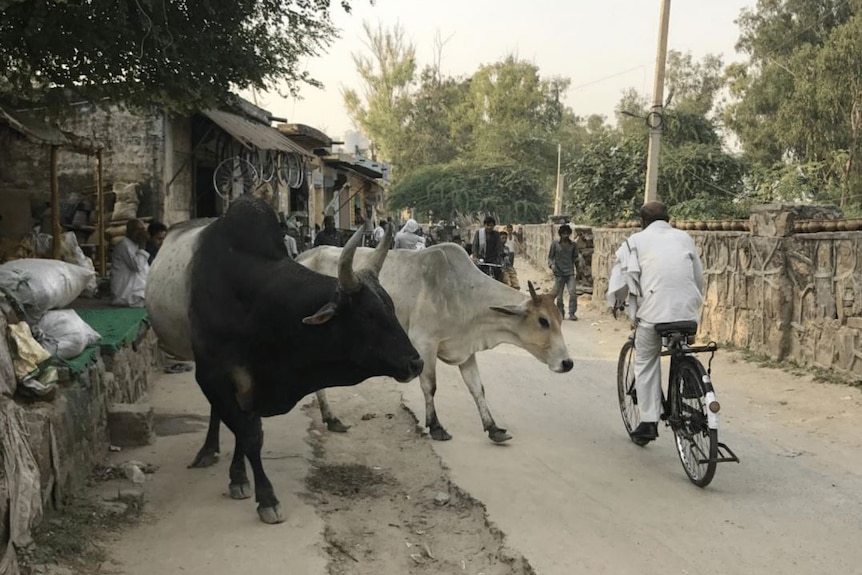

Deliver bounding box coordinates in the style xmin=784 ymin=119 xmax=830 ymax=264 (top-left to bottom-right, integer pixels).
xmin=278 ymin=153 xmax=304 ymax=189
xmin=213 ymin=156 xmax=258 ymax=201
xmin=244 ymin=148 xmax=276 ymax=183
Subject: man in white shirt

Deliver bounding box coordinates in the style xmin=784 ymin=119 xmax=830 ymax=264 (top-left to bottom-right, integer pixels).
xmin=372 ymin=219 xmax=387 ymax=246
xmin=611 ymin=202 xmax=704 ymax=442
xmin=110 ymin=219 xmax=150 ymax=308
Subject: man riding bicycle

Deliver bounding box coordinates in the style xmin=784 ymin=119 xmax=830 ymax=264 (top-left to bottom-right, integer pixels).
xmin=607 ymin=202 xmax=704 ymax=443
xmin=472 ymin=216 xmax=505 ymax=281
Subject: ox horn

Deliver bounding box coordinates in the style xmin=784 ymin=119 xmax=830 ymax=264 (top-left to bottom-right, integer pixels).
xmin=366 ymin=223 xmax=393 ymax=275
xmin=527 ymin=281 xmax=541 ymax=304
xmin=338 ymin=222 xmax=368 ymax=293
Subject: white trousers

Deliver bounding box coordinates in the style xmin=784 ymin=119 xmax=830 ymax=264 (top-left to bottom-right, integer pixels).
xmin=634 ymin=322 xmax=663 ymax=422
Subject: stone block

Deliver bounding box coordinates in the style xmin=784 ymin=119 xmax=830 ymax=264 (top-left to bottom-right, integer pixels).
xmin=751 ymin=203 xmax=843 ymax=237
xmin=846 ymin=317 xmax=862 ymax=330
xmin=107 ymin=403 xmax=155 ymax=447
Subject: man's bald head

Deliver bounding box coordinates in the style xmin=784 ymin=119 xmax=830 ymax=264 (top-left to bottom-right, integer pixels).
xmin=639 ymin=202 xmax=669 ymax=227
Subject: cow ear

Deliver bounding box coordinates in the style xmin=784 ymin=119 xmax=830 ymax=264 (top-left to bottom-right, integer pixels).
xmin=490 ymin=305 xmax=527 ymax=317
xmin=302 ymin=302 xmax=338 ymax=325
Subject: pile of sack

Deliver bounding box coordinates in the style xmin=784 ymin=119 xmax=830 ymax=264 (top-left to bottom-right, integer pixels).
xmin=0 ymin=258 xmax=101 ymax=400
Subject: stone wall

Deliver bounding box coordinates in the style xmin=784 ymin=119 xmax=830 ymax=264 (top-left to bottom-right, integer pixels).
xmin=5 ymin=326 xmax=163 ymax=511
xmin=584 ymin=223 xmax=862 ymax=377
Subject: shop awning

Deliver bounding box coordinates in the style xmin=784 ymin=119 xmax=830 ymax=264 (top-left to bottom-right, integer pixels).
xmin=202 ymin=109 xmax=312 ymax=157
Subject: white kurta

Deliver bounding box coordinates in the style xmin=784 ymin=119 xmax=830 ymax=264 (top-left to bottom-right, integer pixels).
xmin=110 ymin=237 xmax=150 ymax=308
xmin=608 ymin=220 xmax=705 ymax=422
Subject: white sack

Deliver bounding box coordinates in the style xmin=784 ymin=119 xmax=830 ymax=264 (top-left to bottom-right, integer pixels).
xmin=0 ymin=259 xmax=95 ymax=320
xmin=34 ymin=310 xmax=101 ymax=360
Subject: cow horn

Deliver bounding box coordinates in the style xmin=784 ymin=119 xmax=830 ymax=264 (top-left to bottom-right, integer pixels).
xmin=528 ymin=281 xmax=540 ymax=304
xmin=338 ymin=222 xmax=367 ymax=293
xmin=367 ymin=223 xmax=393 ymax=275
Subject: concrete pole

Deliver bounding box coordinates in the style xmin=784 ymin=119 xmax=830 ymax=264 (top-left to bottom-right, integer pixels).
xmin=644 ymin=0 xmax=671 ymax=204
xmin=554 ymin=143 xmax=563 ymax=215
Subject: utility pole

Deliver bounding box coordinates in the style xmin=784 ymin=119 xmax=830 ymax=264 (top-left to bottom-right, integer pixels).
xmin=644 ymin=0 xmax=671 ymax=204
xmin=554 ymin=143 xmax=563 ymax=215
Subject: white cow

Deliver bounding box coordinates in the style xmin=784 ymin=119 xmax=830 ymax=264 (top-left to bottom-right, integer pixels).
xmin=299 ymin=242 xmax=573 ymax=443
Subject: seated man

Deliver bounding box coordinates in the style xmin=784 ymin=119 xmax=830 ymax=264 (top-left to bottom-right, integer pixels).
xmin=110 ymin=219 xmax=150 ymax=308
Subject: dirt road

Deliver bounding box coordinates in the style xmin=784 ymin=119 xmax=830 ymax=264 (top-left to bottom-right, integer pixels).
xmin=76 ymin=258 xmax=862 ymax=575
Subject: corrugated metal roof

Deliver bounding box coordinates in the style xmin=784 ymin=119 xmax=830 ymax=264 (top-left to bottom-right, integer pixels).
xmin=203 ymin=109 xmax=312 ymax=157
xmin=0 ymin=106 xmax=101 ymax=152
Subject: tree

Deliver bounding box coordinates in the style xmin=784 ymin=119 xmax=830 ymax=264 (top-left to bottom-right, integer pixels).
xmin=0 ymin=0 xmax=349 ymax=114
xmin=724 ymin=0 xmax=862 ymax=206
xmin=665 ymin=50 xmax=725 ymax=116
xmin=564 ymin=50 xmax=748 ymax=224
xmin=387 ymin=161 xmax=550 ymax=223
xmin=343 ymin=21 xmax=416 ymax=175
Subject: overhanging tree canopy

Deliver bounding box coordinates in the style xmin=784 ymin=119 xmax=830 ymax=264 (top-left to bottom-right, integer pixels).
xmin=0 ymin=0 xmax=350 ymax=113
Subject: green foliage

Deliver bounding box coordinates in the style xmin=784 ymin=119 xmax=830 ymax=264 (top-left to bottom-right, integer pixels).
xmin=565 ymin=57 xmax=748 ymax=225
xmin=0 ymin=0 xmax=349 ymax=115
xmin=724 ymin=0 xmax=862 ymax=207
xmin=343 ymin=21 xmax=416 ymax=174
xmin=388 ymin=162 xmax=550 ymax=223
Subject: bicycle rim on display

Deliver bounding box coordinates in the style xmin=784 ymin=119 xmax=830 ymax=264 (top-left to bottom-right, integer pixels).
xmin=671 ymin=358 xmax=718 ymax=487
xmin=213 ymin=156 xmax=258 ymax=201
xmin=616 ymin=339 xmax=642 ymax=441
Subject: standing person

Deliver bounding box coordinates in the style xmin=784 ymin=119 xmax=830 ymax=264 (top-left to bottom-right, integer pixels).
xmin=547 ymin=224 xmax=579 ymax=320
xmin=607 ymin=201 xmax=704 ymax=443
xmin=110 ymin=219 xmax=150 ymax=308
xmin=394 ymin=219 xmax=425 ymax=250
xmin=372 ymin=219 xmax=387 ymax=246
xmin=313 ymin=215 xmax=343 ymax=247
xmin=499 ymin=231 xmax=521 ymax=290
xmin=145 ymin=221 xmax=167 ymax=265
xmin=471 ymin=216 xmax=504 ymax=281
xmin=282 ymin=225 xmax=299 ymax=259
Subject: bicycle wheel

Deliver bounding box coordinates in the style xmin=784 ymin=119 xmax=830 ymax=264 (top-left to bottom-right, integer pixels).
xmin=671 ymin=357 xmax=718 ymax=487
xmin=616 ymin=338 xmax=644 ymax=445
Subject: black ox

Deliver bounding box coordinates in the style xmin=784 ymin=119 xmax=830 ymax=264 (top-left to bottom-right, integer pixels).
xmin=146 ymin=196 xmax=423 ymax=523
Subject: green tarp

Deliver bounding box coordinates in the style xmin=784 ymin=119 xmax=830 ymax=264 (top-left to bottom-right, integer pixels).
xmin=62 ymin=308 xmax=149 ymax=373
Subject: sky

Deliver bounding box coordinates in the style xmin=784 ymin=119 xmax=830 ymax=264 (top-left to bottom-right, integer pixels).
xmin=246 ymin=0 xmax=758 ymax=145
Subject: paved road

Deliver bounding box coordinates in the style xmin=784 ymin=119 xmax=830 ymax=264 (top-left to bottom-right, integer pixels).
xmin=401 ymin=305 xmax=862 ymax=575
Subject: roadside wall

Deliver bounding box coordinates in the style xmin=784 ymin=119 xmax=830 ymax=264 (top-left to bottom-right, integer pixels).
xmin=583 ymin=222 xmax=862 ymax=377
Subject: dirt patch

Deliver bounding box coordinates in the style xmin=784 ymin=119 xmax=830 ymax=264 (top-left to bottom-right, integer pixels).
xmin=18 ymin=486 xmax=141 ymax=574
xmin=302 ymin=381 xmax=535 ymax=575
xmin=306 ymin=463 xmax=394 ymax=498
xmin=153 ymin=412 xmax=209 ymax=436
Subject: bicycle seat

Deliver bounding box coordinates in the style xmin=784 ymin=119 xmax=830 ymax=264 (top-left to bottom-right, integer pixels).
xmin=654 ymin=321 xmax=698 ymax=337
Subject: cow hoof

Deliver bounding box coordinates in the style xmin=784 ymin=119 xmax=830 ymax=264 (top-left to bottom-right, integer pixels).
xmin=230 ymin=482 xmax=252 ymax=500
xmin=430 ymin=428 xmax=452 ymax=441
xmin=324 ymin=417 xmax=351 ymax=433
xmin=188 ymin=449 xmax=219 ymax=468
xmin=258 ymin=504 xmax=285 ymax=524
xmin=488 ymin=428 xmax=512 ymax=443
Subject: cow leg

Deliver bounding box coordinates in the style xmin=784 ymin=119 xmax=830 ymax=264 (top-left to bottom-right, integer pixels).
xmin=459 ymin=354 xmax=511 ymax=443
xmin=228 ymin=434 xmax=252 ymax=499
xmin=188 ymin=404 xmax=221 ymax=468
xmin=217 ymin=402 xmax=282 ymax=524
xmin=315 ymin=390 xmax=351 ymax=433
xmin=420 ymin=361 xmax=451 ymax=441
xmin=195 ymin=365 xmax=282 ymax=523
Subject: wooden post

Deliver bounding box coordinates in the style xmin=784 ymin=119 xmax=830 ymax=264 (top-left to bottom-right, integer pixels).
xmin=51 ymin=145 xmax=62 ymax=259
xmin=96 ymin=149 xmax=106 ymax=277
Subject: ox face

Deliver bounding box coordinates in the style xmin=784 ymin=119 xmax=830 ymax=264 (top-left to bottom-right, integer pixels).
xmin=490 ymin=281 xmax=574 ymax=373
xmin=301 ymin=227 xmax=423 ymax=383
xmin=303 ymin=274 xmax=423 ymax=382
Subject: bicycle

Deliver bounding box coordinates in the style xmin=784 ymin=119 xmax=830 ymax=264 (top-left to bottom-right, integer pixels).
xmin=617 ymin=320 xmax=739 ymax=487
xmin=476 ymin=260 xmax=504 ymax=281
